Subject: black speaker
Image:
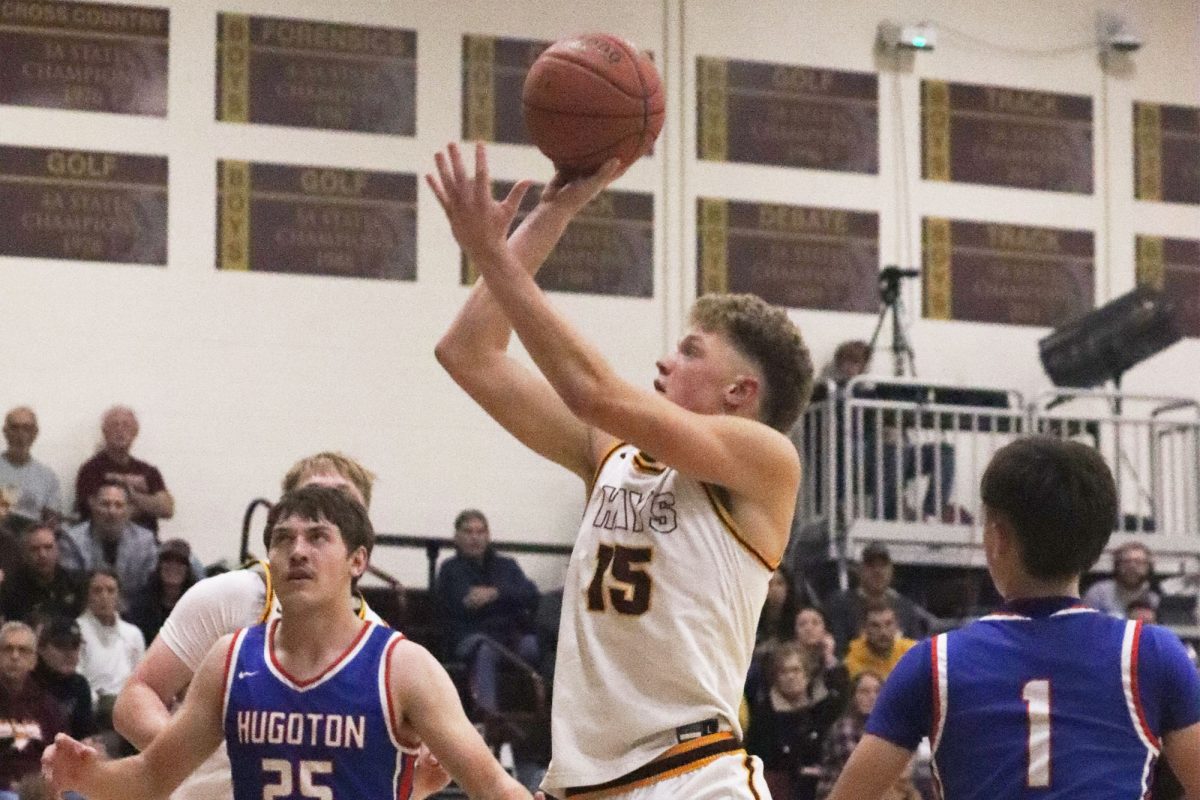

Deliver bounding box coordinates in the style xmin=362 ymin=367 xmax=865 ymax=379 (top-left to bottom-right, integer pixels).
xmin=1038 ymin=287 xmax=1181 ymax=388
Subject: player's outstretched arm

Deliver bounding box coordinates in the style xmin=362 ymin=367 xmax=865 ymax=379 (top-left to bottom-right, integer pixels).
xmin=112 ymin=637 xmax=194 ymax=749
xmin=434 ymin=143 xmax=799 ymax=558
xmin=44 ymin=633 xmax=230 ymax=799
xmin=1163 ymin=721 xmax=1200 ymax=798
xmin=823 ymin=734 xmax=914 ymax=800
xmin=431 ymin=142 xmax=622 ymax=482
xmin=388 ymin=638 xmax=531 ymax=800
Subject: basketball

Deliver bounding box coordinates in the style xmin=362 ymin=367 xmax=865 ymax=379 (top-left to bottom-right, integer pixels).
xmin=522 ymin=34 xmax=665 ymax=176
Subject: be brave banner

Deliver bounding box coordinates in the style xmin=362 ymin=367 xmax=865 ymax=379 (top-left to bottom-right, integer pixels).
xmin=0 ymin=144 xmax=167 ymax=264
xmin=923 ymin=80 xmax=1092 ymax=193
xmin=217 ymin=160 xmax=416 ymax=281
xmin=923 ymin=218 xmax=1094 ymax=327
xmin=0 ymin=0 xmax=168 ymax=115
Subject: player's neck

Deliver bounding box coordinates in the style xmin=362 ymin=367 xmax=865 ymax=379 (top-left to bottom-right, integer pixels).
xmin=1000 ymin=574 xmax=1080 ymax=602
xmin=274 ymin=597 xmax=363 ymax=660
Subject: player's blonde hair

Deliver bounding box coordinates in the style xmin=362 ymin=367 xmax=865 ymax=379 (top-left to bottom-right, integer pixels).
xmin=281 ymin=452 xmax=376 ymax=509
xmin=690 ymin=294 xmax=813 ymax=432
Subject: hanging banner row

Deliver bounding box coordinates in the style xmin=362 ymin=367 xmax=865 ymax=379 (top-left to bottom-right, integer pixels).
xmin=0 ymin=2 xmax=1196 ymax=203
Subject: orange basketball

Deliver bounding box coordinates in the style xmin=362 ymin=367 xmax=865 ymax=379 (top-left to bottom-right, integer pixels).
xmin=522 ymin=33 xmax=665 ymax=176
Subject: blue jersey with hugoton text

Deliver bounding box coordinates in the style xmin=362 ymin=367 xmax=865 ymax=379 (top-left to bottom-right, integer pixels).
xmin=223 ymin=619 xmax=418 ymax=800
xmin=866 ymin=597 xmax=1200 ymax=799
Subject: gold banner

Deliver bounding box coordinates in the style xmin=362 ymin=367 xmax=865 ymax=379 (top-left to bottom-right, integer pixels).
xmin=463 ymin=35 xmax=496 ymax=142
xmin=698 ymin=198 xmax=729 ymax=293
xmin=219 ymin=14 xmax=251 ymax=123
xmin=1134 ymin=103 xmax=1162 ymax=201
xmin=697 ymin=58 xmax=729 ymax=161
xmin=922 ymin=80 xmax=951 ymax=182
xmin=923 ymin=217 xmax=952 ymax=318
xmin=220 ymin=160 xmax=250 ymax=271
xmin=1135 ymin=235 xmax=1166 ymax=290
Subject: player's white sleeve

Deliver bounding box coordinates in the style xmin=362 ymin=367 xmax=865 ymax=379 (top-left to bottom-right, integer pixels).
xmin=157 ymin=570 xmax=267 ymax=671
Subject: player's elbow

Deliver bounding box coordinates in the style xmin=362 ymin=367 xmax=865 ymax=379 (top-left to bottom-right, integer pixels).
xmin=434 ymin=335 xmax=475 ymax=378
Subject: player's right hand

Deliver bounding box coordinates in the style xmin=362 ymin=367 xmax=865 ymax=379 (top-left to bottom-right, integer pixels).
xmin=42 ymin=732 xmax=99 ymax=793
xmin=539 ymin=158 xmax=622 ymax=214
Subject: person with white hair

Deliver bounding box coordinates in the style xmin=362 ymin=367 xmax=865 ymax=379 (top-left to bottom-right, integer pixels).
xmin=74 ymin=406 xmax=172 ymax=534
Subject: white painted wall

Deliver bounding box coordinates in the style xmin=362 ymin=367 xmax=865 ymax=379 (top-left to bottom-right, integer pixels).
xmin=3 ymin=0 xmax=1197 ymax=588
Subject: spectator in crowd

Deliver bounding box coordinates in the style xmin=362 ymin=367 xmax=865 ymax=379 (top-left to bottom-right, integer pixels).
xmin=434 ymin=509 xmax=539 ymax=718
xmin=842 ymin=598 xmax=917 ymax=681
xmin=793 ymin=605 xmax=849 ymax=699
xmin=746 ymin=642 xmax=846 ymax=800
xmin=74 ymin=406 xmax=172 ymax=534
xmin=0 ymin=621 xmax=65 ymax=800
xmin=0 ymin=407 xmax=62 ymax=529
xmin=75 ymin=569 xmax=145 ymax=728
xmin=126 ymin=539 xmax=197 ymax=646
xmin=0 ymin=491 xmax=22 ymax=593
xmin=820 ymin=340 xmax=871 ymax=384
xmin=0 ymin=525 xmax=83 ymax=624
xmin=32 ymin=618 xmax=96 ymax=742
xmin=1083 ymin=541 xmax=1161 ymax=618
xmin=758 ymin=567 xmax=803 ymax=653
xmin=822 ymin=543 xmax=926 ymax=656
xmin=815 ymin=671 xmax=884 ymax=799
xmin=60 ymin=482 xmax=157 ymax=605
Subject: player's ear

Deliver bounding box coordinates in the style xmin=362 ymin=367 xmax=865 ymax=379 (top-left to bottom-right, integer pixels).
xmin=723 ymin=375 xmax=760 ymax=412
xmin=348 ymin=546 xmax=369 ymax=579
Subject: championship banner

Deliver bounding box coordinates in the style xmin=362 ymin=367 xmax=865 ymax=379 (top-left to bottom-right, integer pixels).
xmin=0 ymin=144 xmax=167 ymax=263
xmin=697 ymin=56 xmax=878 ymax=173
xmin=0 ymin=0 xmax=168 ymax=115
xmin=697 ymin=197 xmax=879 ymax=311
xmin=922 ymin=80 xmax=1092 ymax=193
xmin=922 ymin=217 xmax=1094 ymax=326
xmin=463 ymin=182 xmax=653 ymax=297
xmin=461 ymin=34 xmax=549 ymax=144
xmin=216 ymin=13 xmax=416 ymax=134
xmin=1136 ymin=235 xmax=1200 ymax=337
xmin=217 ymin=160 xmax=416 ymax=281
xmin=1133 ymin=102 xmax=1200 ymax=204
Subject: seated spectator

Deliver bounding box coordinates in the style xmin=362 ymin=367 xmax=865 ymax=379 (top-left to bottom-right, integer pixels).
xmin=32 ymin=618 xmax=96 ymax=742
xmin=746 ymin=642 xmax=846 ymax=800
xmin=75 ymin=569 xmax=145 ymax=727
xmin=1083 ymin=541 xmax=1161 ymax=618
xmin=822 ymin=543 xmax=926 ymax=656
xmin=74 ymin=406 xmax=172 ymax=534
xmin=793 ymin=606 xmax=849 ymax=700
xmin=434 ymin=509 xmax=539 ymax=718
xmin=126 ymin=539 xmax=198 ymax=645
xmin=60 ymin=481 xmax=157 ymax=605
xmin=758 ymin=566 xmax=802 ymax=654
xmin=0 ymin=407 xmax=62 ymax=529
xmin=0 ymin=491 xmax=20 ymax=589
xmin=843 ymin=598 xmax=916 ymax=681
xmin=0 ymin=524 xmax=83 ymax=624
xmin=815 ymin=671 xmax=884 ymax=799
xmin=0 ymin=621 xmax=65 ymax=800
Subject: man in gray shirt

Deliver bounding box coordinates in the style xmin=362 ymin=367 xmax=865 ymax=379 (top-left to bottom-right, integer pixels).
xmin=0 ymin=406 xmax=62 ymax=527
xmin=60 ymin=481 xmax=157 ymax=606
xmin=1082 ymin=540 xmax=1161 ymax=617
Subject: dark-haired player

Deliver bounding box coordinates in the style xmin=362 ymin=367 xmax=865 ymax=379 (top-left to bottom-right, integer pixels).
xmin=44 ymin=486 xmax=530 ymax=800
xmin=827 ymin=437 xmax=1200 ymax=800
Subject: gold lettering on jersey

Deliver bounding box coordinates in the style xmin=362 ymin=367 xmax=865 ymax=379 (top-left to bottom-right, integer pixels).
xmin=592 ymin=487 xmax=677 ymax=533
xmin=235 ymin=711 xmax=365 ymax=749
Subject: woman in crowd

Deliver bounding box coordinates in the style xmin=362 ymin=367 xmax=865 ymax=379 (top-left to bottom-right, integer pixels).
xmin=126 ymin=539 xmax=197 ymax=646
xmin=747 ymin=642 xmax=846 ymax=800
xmin=815 ymin=670 xmax=883 ymax=799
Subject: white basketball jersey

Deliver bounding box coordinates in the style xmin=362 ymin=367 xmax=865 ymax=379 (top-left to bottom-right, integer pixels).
xmin=543 ymin=444 xmax=774 ymax=795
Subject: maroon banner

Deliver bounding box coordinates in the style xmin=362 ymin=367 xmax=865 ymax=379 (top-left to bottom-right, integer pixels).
xmin=217 ymin=160 xmax=416 ymax=281
xmin=923 ymin=80 xmax=1092 ymax=193
xmin=0 ymin=144 xmax=167 ymax=263
xmin=697 ymin=198 xmax=879 ymax=311
xmin=698 ymin=57 xmax=878 ymax=173
xmin=462 ymin=182 xmax=654 ymax=297
xmin=461 ymin=35 xmax=548 ymax=144
xmin=1134 ymin=102 xmax=1200 ymax=205
xmin=216 ymin=13 xmax=416 ymax=134
xmin=1136 ymin=235 xmax=1200 ymax=337
xmin=923 ymin=218 xmax=1094 ymax=326
xmin=0 ymin=0 xmax=168 ymax=115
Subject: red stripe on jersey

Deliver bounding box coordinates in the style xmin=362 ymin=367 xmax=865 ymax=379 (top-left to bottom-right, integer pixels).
xmin=268 ymin=618 xmax=371 ymax=688
xmin=223 ymin=628 xmax=245 ymax=692
xmin=383 ymin=634 xmax=421 ymax=750
xmin=930 ymin=636 xmax=942 ymax=747
xmin=396 ymin=752 xmax=415 ymax=799
xmin=1129 ymin=621 xmax=1161 ymax=749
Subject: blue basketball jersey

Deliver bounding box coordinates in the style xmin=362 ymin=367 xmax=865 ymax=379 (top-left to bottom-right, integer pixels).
xmin=223 ymin=619 xmax=419 ymax=800
xmin=867 ymin=597 xmax=1200 ymax=799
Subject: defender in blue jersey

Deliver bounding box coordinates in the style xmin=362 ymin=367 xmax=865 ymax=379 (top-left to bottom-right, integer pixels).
xmin=44 ymin=486 xmax=532 ymax=800
xmin=827 ymin=437 xmax=1200 ymax=800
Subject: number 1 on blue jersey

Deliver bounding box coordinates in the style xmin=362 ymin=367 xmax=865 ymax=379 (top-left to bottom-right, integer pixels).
xmin=1022 ymin=679 xmax=1051 ymax=788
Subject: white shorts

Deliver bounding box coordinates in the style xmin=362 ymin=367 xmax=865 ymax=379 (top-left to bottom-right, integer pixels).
xmin=563 ymin=752 xmax=770 ymax=800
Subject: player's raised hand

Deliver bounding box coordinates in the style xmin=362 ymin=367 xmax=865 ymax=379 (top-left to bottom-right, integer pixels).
xmin=427 ymin=142 xmax=532 ymax=263
xmin=42 ymin=732 xmax=100 ymax=794
xmin=538 ymin=158 xmax=623 ymax=213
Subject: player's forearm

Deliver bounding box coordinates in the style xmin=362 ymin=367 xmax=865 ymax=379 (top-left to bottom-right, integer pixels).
xmin=112 ymin=677 xmax=172 ymax=750
xmin=76 ymin=752 xmax=174 ymax=800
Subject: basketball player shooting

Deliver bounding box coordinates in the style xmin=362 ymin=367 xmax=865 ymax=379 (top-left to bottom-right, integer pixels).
xmin=429 ymin=141 xmax=813 ymax=799
xmin=43 ymin=485 xmax=532 ymax=800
